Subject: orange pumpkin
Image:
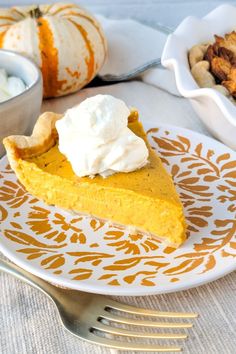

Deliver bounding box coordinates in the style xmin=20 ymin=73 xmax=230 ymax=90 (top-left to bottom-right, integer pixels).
xmin=0 ymin=3 xmax=107 ymax=98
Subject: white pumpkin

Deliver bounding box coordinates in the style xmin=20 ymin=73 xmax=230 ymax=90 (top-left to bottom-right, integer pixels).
xmin=0 ymin=2 xmax=107 ymax=97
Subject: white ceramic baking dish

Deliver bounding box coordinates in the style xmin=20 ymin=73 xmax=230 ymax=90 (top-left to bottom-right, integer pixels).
xmin=162 ymin=4 xmax=236 ymax=150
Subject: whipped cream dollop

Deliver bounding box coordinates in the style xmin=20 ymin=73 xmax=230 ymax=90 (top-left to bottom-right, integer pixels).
xmin=0 ymin=68 xmax=26 ymax=102
xmin=56 ymin=95 xmax=149 ymax=177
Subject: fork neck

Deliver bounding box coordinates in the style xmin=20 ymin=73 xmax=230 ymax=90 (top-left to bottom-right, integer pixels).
xmin=0 ymin=258 xmax=62 ymax=301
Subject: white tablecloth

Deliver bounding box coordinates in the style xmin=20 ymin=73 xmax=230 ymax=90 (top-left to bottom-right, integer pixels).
xmin=1 ymin=1 xmax=236 ymax=354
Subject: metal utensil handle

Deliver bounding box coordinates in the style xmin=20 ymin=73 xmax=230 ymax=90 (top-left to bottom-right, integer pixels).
xmin=99 ymin=22 xmax=174 ymax=82
xmin=100 ymin=58 xmax=162 ymax=82
xmin=0 ymin=258 xmax=59 ymax=300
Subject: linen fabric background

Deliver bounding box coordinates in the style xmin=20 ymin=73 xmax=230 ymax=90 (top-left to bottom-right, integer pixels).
xmin=1 ymin=1 xmax=236 ymax=353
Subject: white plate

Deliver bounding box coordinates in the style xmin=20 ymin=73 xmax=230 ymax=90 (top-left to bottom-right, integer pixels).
xmin=0 ymin=124 xmax=235 ymax=296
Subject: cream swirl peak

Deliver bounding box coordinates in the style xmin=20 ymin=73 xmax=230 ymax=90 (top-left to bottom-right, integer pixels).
xmin=0 ymin=69 xmax=26 ymax=102
xmin=56 ymin=95 xmax=149 ymax=177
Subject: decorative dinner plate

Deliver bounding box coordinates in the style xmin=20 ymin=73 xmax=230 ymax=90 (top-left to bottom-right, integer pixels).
xmin=0 ymin=124 xmax=235 ymax=296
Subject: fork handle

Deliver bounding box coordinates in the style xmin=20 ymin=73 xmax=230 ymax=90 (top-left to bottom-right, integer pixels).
xmin=0 ymin=258 xmax=60 ymax=300
xmin=99 ymin=58 xmax=162 ymax=82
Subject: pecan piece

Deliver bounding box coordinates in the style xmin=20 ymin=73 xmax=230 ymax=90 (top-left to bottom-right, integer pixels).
xmin=222 ymin=79 xmax=236 ymax=97
xmin=204 ymin=45 xmax=216 ymax=62
xmin=211 ymin=57 xmax=231 ymax=81
xmin=215 ymin=31 xmax=236 ymax=56
xmin=218 ymin=46 xmax=235 ymax=63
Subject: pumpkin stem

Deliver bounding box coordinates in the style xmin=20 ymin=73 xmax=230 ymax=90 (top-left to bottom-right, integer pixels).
xmin=29 ymin=6 xmax=43 ymax=19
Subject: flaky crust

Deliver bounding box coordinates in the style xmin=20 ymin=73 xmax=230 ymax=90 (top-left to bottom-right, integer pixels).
xmin=3 ymin=112 xmax=62 ymax=170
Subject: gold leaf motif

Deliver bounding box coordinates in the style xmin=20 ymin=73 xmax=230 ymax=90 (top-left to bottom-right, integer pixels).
xmin=41 ymin=254 xmax=65 ymax=269
xmin=0 ymin=180 xmax=32 ymax=208
xmin=90 ymin=243 xmax=99 ymax=248
xmin=170 ymin=278 xmax=179 ymax=283
xmin=197 ymin=168 xmax=213 ymax=175
xmin=216 ymin=153 xmax=230 ymax=164
xmin=164 ymin=258 xmax=204 ymax=276
xmin=179 ymin=177 xmax=199 ymax=184
xmin=27 ymin=253 xmax=47 ymax=260
xmin=141 ymin=278 xmax=156 ymax=286
xmin=220 ymin=160 xmax=236 ymax=171
xmin=195 ymin=143 xmax=203 ymax=156
xmin=70 ymin=232 xmax=86 ymax=244
xmin=146 ymin=127 xmax=159 ymax=134
xmin=221 ymin=250 xmax=236 ymax=258
xmin=69 ymin=268 xmax=93 ymax=280
xmin=188 ymin=206 xmax=212 ymax=217
xmin=223 ymin=171 xmax=236 ymax=178
xmin=144 ymin=261 xmax=170 ymax=268
xmin=187 ymin=217 xmax=208 ymax=228
xmin=27 ymin=206 xmax=83 ymax=243
xmin=98 ymin=273 xmax=117 ymax=280
xmin=104 ymin=230 xmax=159 ymax=255
xmin=161 ymin=151 xmax=183 ymax=157
xmin=194 ymin=244 xmax=216 ymax=252
xmin=0 ymin=205 xmax=8 ymax=222
xmin=230 ymin=242 xmax=236 ymax=249
xmin=163 ymin=246 xmax=176 ymax=254
xmin=108 ymin=279 xmax=120 ymax=286
xmin=171 ymin=164 xmax=180 ymax=177
xmin=163 ymin=137 xmax=187 ymax=150
xmin=159 ymin=156 xmax=170 ymax=165
xmin=104 ymin=230 xmax=124 ymax=239
xmin=10 ymin=222 xmax=22 ymax=229
xmin=67 ymin=251 xmax=114 ymax=265
xmin=177 ymin=170 xmax=192 ymax=178
xmin=152 ymin=136 xmax=185 ymax=153
xmin=181 ymin=157 xmax=198 ymax=163
xmin=17 ymin=248 xmax=56 ymax=254
xmin=207 ymin=149 xmax=214 ymax=159
xmin=226 ymin=179 xmax=236 ymax=187
xmin=203 ymin=175 xmax=219 ymax=182
xmin=103 ymin=257 xmax=141 ymax=271
xmin=0 ymin=164 xmax=14 ymax=178
xmin=103 ymin=256 xmax=163 ymax=272
xmin=176 ymin=251 xmax=209 ymax=258
xmin=124 ymin=271 xmax=156 ymax=284
xmin=200 ymin=255 xmax=216 ymax=274
xmin=4 ymin=229 xmax=67 ymax=248
xmin=177 ymin=135 xmax=191 ymax=151
xmin=90 ymin=218 xmax=105 ymax=231
xmin=188 ymin=162 xmax=205 ymax=169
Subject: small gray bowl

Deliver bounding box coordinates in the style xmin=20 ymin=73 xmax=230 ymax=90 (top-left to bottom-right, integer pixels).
xmin=0 ymin=49 xmax=43 ymax=157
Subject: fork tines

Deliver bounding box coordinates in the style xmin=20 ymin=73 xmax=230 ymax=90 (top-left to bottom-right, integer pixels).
xmin=88 ymin=299 xmax=198 ymax=352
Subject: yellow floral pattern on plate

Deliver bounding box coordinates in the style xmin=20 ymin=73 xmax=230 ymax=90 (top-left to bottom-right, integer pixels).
xmin=0 ymin=125 xmax=235 ymax=295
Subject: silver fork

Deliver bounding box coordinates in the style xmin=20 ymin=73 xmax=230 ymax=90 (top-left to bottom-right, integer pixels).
xmin=0 ymin=259 xmax=197 ymax=352
xmin=99 ymin=23 xmax=173 ymax=82
xmin=99 ymin=58 xmax=163 ymax=82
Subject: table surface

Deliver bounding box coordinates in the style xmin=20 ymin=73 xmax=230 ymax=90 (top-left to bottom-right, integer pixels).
xmin=1 ymin=1 xmax=236 ymax=354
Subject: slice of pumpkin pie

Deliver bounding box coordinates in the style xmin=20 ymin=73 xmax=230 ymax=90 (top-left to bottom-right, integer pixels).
xmin=3 ymin=95 xmax=186 ymax=246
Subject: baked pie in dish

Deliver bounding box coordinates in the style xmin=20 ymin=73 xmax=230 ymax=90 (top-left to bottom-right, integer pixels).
xmin=189 ymin=30 xmax=236 ymax=102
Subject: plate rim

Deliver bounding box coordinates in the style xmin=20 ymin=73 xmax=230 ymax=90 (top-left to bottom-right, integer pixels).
xmin=0 ymin=239 xmax=235 ymax=296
